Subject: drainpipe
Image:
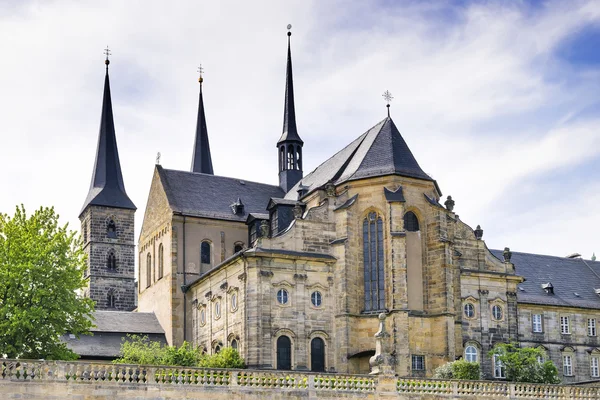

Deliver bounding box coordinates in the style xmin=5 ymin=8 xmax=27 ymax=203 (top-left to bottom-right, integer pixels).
xmin=183 ymin=215 xmax=187 ymax=342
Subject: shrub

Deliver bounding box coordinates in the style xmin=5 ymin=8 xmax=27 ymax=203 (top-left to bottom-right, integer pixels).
xmin=198 ymin=347 xmax=246 ymax=369
xmin=433 ymin=362 xmax=454 ymax=379
xmin=433 ymin=360 xmax=480 ymax=380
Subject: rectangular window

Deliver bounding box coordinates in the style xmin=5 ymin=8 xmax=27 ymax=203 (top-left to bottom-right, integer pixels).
xmin=411 ymin=355 xmax=425 ymax=371
xmin=588 ymin=319 xmax=597 ymax=337
xmin=591 ymin=357 xmax=599 ymax=378
xmin=563 ymin=355 xmax=573 ymax=376
xmin=560 ymin=316 xmax=570 ymax=334
xmin=532 ymin=314 xmax=543 ymax=333
xmin=493 ymin=355 xmax=506 ymax=378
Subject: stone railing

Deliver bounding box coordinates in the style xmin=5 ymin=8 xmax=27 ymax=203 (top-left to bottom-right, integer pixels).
xmin=1 ymin=359 xmax=599 ymax=399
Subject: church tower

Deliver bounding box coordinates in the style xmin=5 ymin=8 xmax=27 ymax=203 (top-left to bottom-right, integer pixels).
xmin=190 ymin=67 xmax=214 ymax=174
xmin=277 ymin=27 xmax=304 ymax=193
xmin=79 ymin=53 xmax=137 ymax=311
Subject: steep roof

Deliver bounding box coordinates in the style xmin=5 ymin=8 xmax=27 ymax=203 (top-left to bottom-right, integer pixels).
xmin=277 ymin=31 xmax=303 ymax=145
xmin=157 ymin=166 xmax=284 ymax=222
xmin=80 ymin=66 xmax=136 ymax=216
xmin=285 ymin=117 xmax=435 ymax=199
xmin=490 ymin=250 xmax=600 ymax=309
xmin=190 ymin=80 xmax=214 ymax=174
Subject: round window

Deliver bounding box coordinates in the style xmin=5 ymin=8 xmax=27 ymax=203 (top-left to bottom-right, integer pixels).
xmin=215 ymin=301 xmax=221 ymax=318
xmin=231 ymin=293 xmax=238 ymax=311
xmin=464 ymin=303 xmax=475 ymax=318
xmin=311 ymin=291 xmax=322 ymax=307
xmin=277 ymin=289 xmax=289 ymax=305
xmin=492 ymin=305 xmax=503 ymax=321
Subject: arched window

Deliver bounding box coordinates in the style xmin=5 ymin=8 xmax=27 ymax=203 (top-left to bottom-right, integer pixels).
xmin=287 ymin=146 xmax=295 ymax=170
xmin=465 ymin=345 xmax=478 ymax=362
xmin=277 ymin=336 xmax=292 ymax=370
xmin=201 ymin=241 xmax=211 ymax=265
xmin=280 ymin=146 xmax=285 ymax=171
xmin=107 ymin=219 xmax=117 ymax=238
xmin=231 ymin=339 xmax=239 ymax=350
xmin=404 ymin=211 xmax=419 ymax=232
xmin=234 ymin=243 xmax=244 ymax=253
xmin=296 ymin=147 xmax=302 ymax=170
xmin=146 ymin=253 xmax=152 ymax=288
xmin=363 ymin=212 xmax=385 ymax=311
xmin=158 ymin=244 xmax=164 ymax=279
xmin=310 ymin=337 xmax=325 ymax=372
xmin=107 ymin=251 xmax=117 ymax=270
xmin=107 ymin=289 xmax=115 ymax=308
xmin=214 ymin=344 xmax=221 ymax=354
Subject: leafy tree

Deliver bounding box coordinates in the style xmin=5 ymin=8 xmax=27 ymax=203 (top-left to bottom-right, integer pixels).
xmin=489 ymin=342 xmax=560 ymax=384
xmin=434 ymin=360 xmax=480 ymax=380
xmin=0 ymin=205 xmax=94 ymax=359
xmin=115 ymin=335 xmax=245 ymax=368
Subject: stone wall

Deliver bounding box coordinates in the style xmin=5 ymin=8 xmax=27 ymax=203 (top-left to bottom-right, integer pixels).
xmin=1 ymin=359 xmax=598 ymax=400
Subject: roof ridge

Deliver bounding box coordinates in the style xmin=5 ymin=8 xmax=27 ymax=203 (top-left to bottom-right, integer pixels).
xmin=490 ymin=249 xmax=599 ymax=263
xmin=162 ymin=167 xmax=282 ymax=190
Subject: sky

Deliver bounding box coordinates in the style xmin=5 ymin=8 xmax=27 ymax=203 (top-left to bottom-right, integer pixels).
xmin=1 ymin=0 xmax=599 ymax=261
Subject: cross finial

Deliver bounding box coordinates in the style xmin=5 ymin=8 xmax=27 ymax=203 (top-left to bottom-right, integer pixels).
xmin=382 ymin=90 xmax=393 ymax=117
xmin=104 ymin=46 xmax=111 ymax=68
xmin=156 ymin=152 xmax=161 ymax=165
xmin=287 ymin=23 xmax=292 ymax=37
xmin=197 ymin=64 xmax=204 ymax=83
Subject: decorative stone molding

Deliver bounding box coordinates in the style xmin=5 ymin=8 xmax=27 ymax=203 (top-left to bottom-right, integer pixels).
xmin=220 ymin=282 xmax=228 ymax=291
xmin=293 ymin=273 xmax=308 ymax=281
xmin=259 ymin=270 xmax=274 ymax=278
xmin=204 ymin=290 xmax=212 ymax=299
xmin=237 ymin=272 xmax=247 ymax=282
xmin=506 ymin=291 xmax=517 ymax=298
xmin=478 ymin=289 xmax=489 ymax=296
xmin=325 ymin=182 xmax=336 ymax=197
xmin=369 ymin=313 xmax=394 ymax=375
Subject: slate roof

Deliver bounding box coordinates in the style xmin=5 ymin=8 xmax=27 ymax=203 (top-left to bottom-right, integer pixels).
xmin=157 ymin=166 xmax=284 ymax=222
xmin=284 ymin=117 xmax=437 ymax=199
xmin=490 ymin=250 xmax=600 ymax=309
xmin=91 ymin=310 xmax=165 ymax=334
xmin=277 ymin=32 xmax=303 ymax=145
xmin=80 ymin=67 xmax=136 ymax=216
xmin=190 ymin=82 xmax=214 ymax=174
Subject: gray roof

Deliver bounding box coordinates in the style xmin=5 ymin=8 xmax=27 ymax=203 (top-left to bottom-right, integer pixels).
xmin=277 ymin=33 xmax=303 ymax=145
xmin=63 ymin=332 xmax=167 ymax=359
xmin=285 ymin=117 xmax=437 ymax=199
xmin=157 ymin=165 xmax=284 ymax=222
xmin=91 ymin=310 xmax=165 ymax=334
xmin=490 ymin=250 xmax=600 ymax=309
xmin=80 ymin=68 xmax=136 ymax=216
xmin=190 ymin=83 xmax=214 ymax=174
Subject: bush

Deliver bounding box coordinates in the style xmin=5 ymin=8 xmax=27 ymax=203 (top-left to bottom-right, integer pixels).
xmin=433 ymin=360 xmax=480 ymax=380
xmin=114 ymin=335 xmax=245 ymax=368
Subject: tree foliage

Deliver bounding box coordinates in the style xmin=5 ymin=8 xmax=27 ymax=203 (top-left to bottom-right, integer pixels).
xmin=434 ymin=360 xmax=480 ymax=380
xmin=490 ymin=342 xmax=560 ymax=384
xmin=0 ymin=205 xmax=94 ymax=359
xmin=114 ymin=335 xmax=245 ymax=368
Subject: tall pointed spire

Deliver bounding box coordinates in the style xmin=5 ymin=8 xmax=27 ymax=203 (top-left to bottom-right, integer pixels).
xmin=277 ymin=25 xmax=303 ymax=146
xmin=190 ymin=65 xmax=214 ymax=174
xmin=80 ymin=51 xmax=136 ymax=216
xmin=277 ymin=25 xmax=304 ymax=193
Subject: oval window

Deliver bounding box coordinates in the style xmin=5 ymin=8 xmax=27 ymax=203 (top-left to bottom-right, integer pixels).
xmin=231 ymin=293 xmax=238 ymax=311
xmin=277 ymin=289 xmax=289 ymax=305
xmin=311 ymin=291 xmax=322 ymax=307
xmin=215 ymin=301 xmax=221 ymax=318
xmin=492 ymin=305 xmax=503 ymax=321
xmin=464 ymin=303 xmax=475 ymax=319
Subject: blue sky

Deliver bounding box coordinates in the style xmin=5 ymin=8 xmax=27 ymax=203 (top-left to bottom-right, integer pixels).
xmin=0 ymin=0 xmax=599 ymax=260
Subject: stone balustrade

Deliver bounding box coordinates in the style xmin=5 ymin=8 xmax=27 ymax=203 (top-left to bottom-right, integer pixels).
xmin=1 ymin=359 xmax=599 ymax=399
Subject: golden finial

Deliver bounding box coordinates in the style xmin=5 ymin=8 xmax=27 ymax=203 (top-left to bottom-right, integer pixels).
xmin=104 ymin=46 xmax=111 ymax=67
xmin=197 ymin=65 xmax=204 ymax=83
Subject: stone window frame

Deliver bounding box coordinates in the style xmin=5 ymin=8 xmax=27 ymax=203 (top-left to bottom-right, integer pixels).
xmin=107 ymin=250 xmax=117 ymax=271
xmin=227 ymin=286 xmax=239 ymax=312
xmin=532 ymin=313 xmax=543 ymax=333
xmin=307 ymin=283 xmax=328 ymax=310
xmin=273 ymin=328 xmax=296 ymax=370
xmin=157 ymin=243 xmax=164 ymax=280
xmin=588 ymin=318 xmax=597 ymax=337
xmin=411 ymin=355 xmax=425 ymax=371
xmin=212 ymin=295 xmax=223 ymax=320
xmin=212 ymin=340 xmax=223 ymax=355
xmin=107 ymin=288 xmax=116 ymax=308
xmin=362 ymin=208 xmax=386 ymax=313
xmin=489 ymin=298 xmax=505 ymax=322
xmin=106 ymin=216 xmax=118 ymax=239
xmin=464 ymin=341 xmax=481 ymax=363
xmin=146 ymin=252 xmax=152 ymax=288
xmin=590 ymin=349 xmax=600 ymax=378
xmin=562 ymin=347 xmax=575 ymax=377
xmin=198 ymin=303 xmax=207 ymax=327
xmin=228 ymin=333 xmax=241 ymax=352
xmin=560 ymin=315 xmax=571 ymax=335
xmin=272 ymin=281 xmax=294 ymax=308
xmin=308 ymin=331 xmax=329 ymax=373
xmin=200 ymin=240 xmax=212 ymax=266
xmin=462 ymin=296 xmax=478 ymax=320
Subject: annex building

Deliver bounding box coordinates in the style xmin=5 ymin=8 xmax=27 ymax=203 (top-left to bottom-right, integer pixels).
xmin=76 ymin=30 xmax=600 ymax=383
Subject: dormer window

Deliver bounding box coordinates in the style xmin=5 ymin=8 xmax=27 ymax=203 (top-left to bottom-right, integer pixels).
xmin=107 ymin=219 xmax=117 ymax=238
xmin=542 ymin=282 xmax=554 ymax=294
xmin=230 ymin=198 xmax=244 ymax=215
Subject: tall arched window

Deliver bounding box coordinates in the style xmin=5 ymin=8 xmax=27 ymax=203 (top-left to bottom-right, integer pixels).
xmin=107 ymin=219 xmax=117 ymax=238
xmin=277 ymin=336 xmax=292 ymax=370
xmin=107 ymin=251 xmax=116 ymax=270
xmin=158 ymin=244 xmax=164 ymax=279
xmin=363 ymin=212 xmax=385 ymax=311
xmin=146 ymin=253 xmax=152 ymax=288
xmin=310 ymin=337 xmax=325 ymax=372
xmin=107 ymin=289 xmax=115 ymax=308
xmin=404 ymin=211 xmax=419 ymax=232
xmin=201 ymin=241 xmax=211 ymax=265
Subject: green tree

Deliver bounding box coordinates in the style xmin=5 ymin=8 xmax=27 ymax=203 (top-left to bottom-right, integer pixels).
xmin=0 ymin=205 xmax=94 ymax=359
xmin=489 ymin=343 xmax=560 ymax=384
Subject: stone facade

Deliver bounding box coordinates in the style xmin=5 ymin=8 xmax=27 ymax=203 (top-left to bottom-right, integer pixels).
xmin=80 ymin=205 xmax=136 ymax=311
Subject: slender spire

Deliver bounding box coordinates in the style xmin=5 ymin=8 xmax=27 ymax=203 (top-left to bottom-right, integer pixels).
xmin=80 ymin=51 xmax=136 ymax=216
xmin=191 ymin=65 xmax=214 ymax=174
xmin=277 ymin=25 xmax=303 ymax=145
xmin=382 ymin=90 xmax=393 ymax=118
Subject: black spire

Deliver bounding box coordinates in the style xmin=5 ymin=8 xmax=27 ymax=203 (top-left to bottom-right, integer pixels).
xmin=277 ymin=28 xmax=303 ymax=145
xmin=277 ymin=26 xmax=304 ymax=193
xmin=80 ymin=57 xmax=136 ymax=216
xmin=190 ymin=68 xmax=214 ymax=174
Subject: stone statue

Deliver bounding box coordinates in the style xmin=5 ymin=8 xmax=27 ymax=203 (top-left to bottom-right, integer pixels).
xmin=369 ymin=313 xmax=395 ymax=375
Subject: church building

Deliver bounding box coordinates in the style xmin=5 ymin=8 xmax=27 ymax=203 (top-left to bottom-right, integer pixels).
xmin=79 ymin=30 xmax=600 ymax=383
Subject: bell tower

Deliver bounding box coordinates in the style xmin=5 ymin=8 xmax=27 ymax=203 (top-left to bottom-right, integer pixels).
xmin=79 ymin=50 xmax=137 ymax=311
xmin=277 ymin=26 xmax=304 ymax=193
